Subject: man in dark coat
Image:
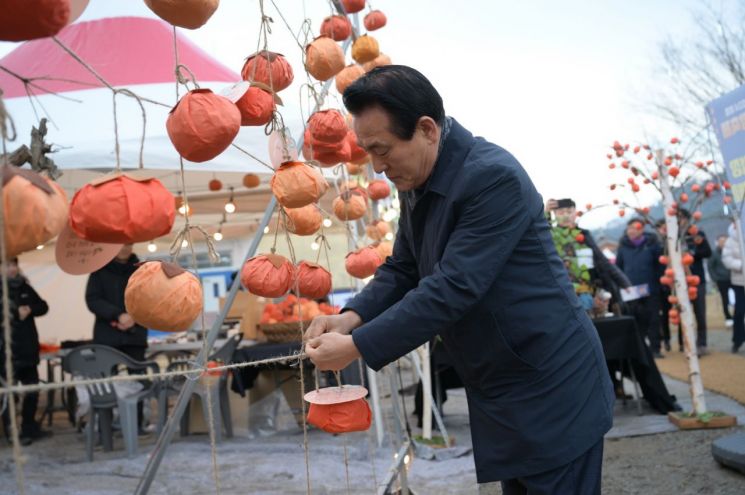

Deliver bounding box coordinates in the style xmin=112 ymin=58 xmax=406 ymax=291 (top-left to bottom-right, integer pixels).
xmin=0 ymin=258 xmax=51 ymax=445
xmin=85 ymin=244 xmax=147 ymax=361
xmin=678 ymin=209 xmax=712 ymax=354
xmin=305 ymin=66 xmax=613 ymax=494
xmin=616 ymin=219 xmax=664 ymax=356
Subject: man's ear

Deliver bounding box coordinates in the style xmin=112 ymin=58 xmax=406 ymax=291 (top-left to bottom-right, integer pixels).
xmin=417 ymin=116 xmax=440 ymax=144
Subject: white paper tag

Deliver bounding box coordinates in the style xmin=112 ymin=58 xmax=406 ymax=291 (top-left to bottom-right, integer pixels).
xmin=620 ymin=284 xmax=650 ymax=302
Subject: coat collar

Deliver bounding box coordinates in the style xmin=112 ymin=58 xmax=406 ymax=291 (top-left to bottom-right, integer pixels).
xmin=422 ymin=118 xmax=474 ymax=197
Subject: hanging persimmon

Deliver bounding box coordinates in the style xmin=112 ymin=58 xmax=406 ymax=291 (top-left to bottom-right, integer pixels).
xmin=367 ymin=179 xmax=390 ymax=200
xmin=243 ymin=173 xmax=261 ymax=188
xmin=235 ymin=86 xmax=275 ymax=126
xmin=241 ymin=253 xmax=294 ymax=298
xmin=352 ymin=34 xmax=380 ymax=64
xmin=2 ymin=166 xmax=68 ymax=258
xmin=270 ymin=161 xmax=329 ymax=208
xmin=70 ymin=174 xmax=175 ymax=243
xmin=308 ymin=109 xmax=348 ymax=143
xmin=375 ymin=240 xmax=393 ymax=261
xmin=295 ymin=261 xmax=332 ymax=299
xmin=283 ymin=204 xmax=322 ymax=236
xmin=345 ymin=246 xmax=382 ymax=279
xmin=208 ymin=179 xmax=223 ymax=191
xmin=363 ymin=10 xmax=387 ymax=31
xmin=144 ymin=0 xmax=219 ymax=29
xmin=305 ymin=36 xmax=346 ymax=82
xmin=335 ymin=64 xmax=365 ymax=94
xmin=341 ymin=0 xmax=365 ymax=14
xmin=333 ymin=191 xmax=367 ymax=221
xmin=346 ymin=162 xmax=364 ymax=175
xmin=314 ymin=139 xmax=351 ymax=167
xmin=0 ymin=0 xmax=70 ymax=42
xmin=320 ymin=15 xmax=352 ymax=42
xmin=307 ymin=399 xmax=372 ymax=433
xmin=166 ymin=89 xmax=241 ymax=162
xmin=365 ymin=220 xmax=391 ymax=241
xmin=346 ymin=130 xmax=367 ymax=163
xmin=241 ymin=50 xmax=294 ymax=92
xmin=362 ymin=53 xmax=392 ymax=72
xmin=125 ymin=261 xmax=203 ymax=332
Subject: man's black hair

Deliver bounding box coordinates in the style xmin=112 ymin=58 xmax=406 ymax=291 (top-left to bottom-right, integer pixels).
xmin=627 ymin=218 xmax=645 ymax=227
xmin=677 ymin=208 xmax=692 ymax=220
xmin=342 ymin=65 xmax=445 ymax=140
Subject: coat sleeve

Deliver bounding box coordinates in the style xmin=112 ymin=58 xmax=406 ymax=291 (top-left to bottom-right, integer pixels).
xmin=723 ymin=239 xmax=742 ymax=272
xmin=694 ymin=233 xmax=712 ymax=260
xmin=586 ymin=231 xmax=630 ymax=289
xmin=85 ymin=272 xmax=123 ymax=321
xmin=343 ymin=214 xmax=420 ymax=323
xmin=24 ymin=284 xmax=48 ymax=317
xmin=352 ymin=169 xmax=534 ymax=370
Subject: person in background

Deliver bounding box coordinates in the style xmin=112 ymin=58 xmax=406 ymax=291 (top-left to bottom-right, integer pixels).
xmin=656 ymin=220 xmax=674 ymax=353
xmin=678 ymin=209 xmax=712 ymax=355
xmin=0 ymin=258 xmax=51 ymax=445
xmin=616 ymin=218 xmax=664 ymax=357
xmin=722 ymin=223 xmax=745 ymax=353
xmin=708 ymin=235 xmax=734 ymax=328
xmin=546 ymin=198 xmax=630 ymax=314
xmin=85 ymin=244 xmax=148 ymax=429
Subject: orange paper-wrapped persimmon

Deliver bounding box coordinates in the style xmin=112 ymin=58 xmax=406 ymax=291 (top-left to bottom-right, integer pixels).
xmin=341 ymin=0 xmax=365 ymax=14
xmin=243 ymin=173 xmax=261 ymax=188
xmin=366 ymin=220 xmax=391 ymax=241
xmin=308 ymin=109 xmax=348 ymax=143
xmin=345 ymin=246 xmax=382 ymax=279
xmin=305 ymin=36 xmax=345 ymax=82
xmin=0 ymin=0 xmax=70 ymax=42
xmin=352 ymin=34 xmax=380 ymax=64
xmin=235 ymin=86 xmax=275 ymax=126
xmin=346 ymin=130 xmax=367 ymax=163
xmin=241 ymin=51 xmax=294 ymax=92
xmin=144 ymin=0 xmax=219 ymax=29
xmin=283 ymin=204 xmax=322 ymax=236
xmin=125 ymin=261 xmax=203 ymax=332
xmin=363 ymin=10 xmax=387 ymax=31
xmin=270 ymin=161 xmax=328 ymax=208
xmin=367 ymin=179 xmax=391 ymax=200
xmin=307 ymin=399 xmax=372 ymax=433
xmin=2 ymin=166 xmax=68 ymax=258
xmin=208 ymin=179 xmax=223 ymax=191
xmin=295 ymin=261 xmax=332 ymax=299
xmin=314 ymin=139 xmax=351 ymax=167
xmin=166 ymin=89 xmax=240 ymax=162
xmin=333 ymin=191 xmax=367 ymax=221
xmin=241 ymin=253 xmax=294 ymax=298
xmin=362 ymin=53 xmax=392 ymax=72
xmin=374 ymin=241 xmax=393 ymax=261
xmin=69 ymin=174 xmax=175 ymax=243
xmin=346 ymin=162 xmax=364 ymax=175
xmin=320 ymin=15 xmax=352 ymax=42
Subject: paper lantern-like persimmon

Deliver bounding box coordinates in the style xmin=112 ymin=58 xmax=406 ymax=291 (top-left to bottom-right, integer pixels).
xmin=346 ymin=131 xmax=367 ymax=163
xmin=363 ymin=10 xmax=387 ymax=31
xmin=284 ymin=204 xmax=322 ymax=236
xmin=295 ymin=261 xmax=332 ymax=299
xmin=345 ymin=246 xmax=382 ymax=279
xmin=366 ymin=220 xmax=391 ymax=241
xmin=125 ymin=262 xmax=203 ymax=332
xmin=69 ymin=174 xmax=175 ymax=243
xmin=271 ymin=161 xmax=329 ymax=208
xmin=335 ymin=64 xmax=365 ymax=95
xmin=341 ymin=0 xmax=365 ymax=14
xmin=307 ymin=399 xmax=371 ymax=433
xmin=166 ymin=89 xmax=240 ymax=162
xmin=346 ymin=162 xmax=364 ymax=175
xmin=314 ymin=139 xmax=351 ymax=167
xmin=375 ymin=241 xmax=393 ymax=261
xmin=241 ymin=253 xmax=294 ymax=298
xmin=352 ymin=35 xmax=380 ymax=64
xmin=309 ymin=109 xmax=348 ymax=144
xmin=241 ymin=51 xmax=294 ymax=92
xmin=333 ymin=191 xmax=367 ymax=221
xmin=367 ymin=179 xmax=391 ymax=200
xmin=320 ymin=15 xmax=352 ymax=42
xmin=243 ymin=173 xmax=261 ymax=188
xmin=362 ymin=53 xmax=392 ymax=72
xmin=235 ymin=86 xmax=275 ymax=126
xmin=209 ymin=179 xmax=223 ymax=191
xmin=305 ymin=36 xmax=346 ymax=82
xmin=2 ymin=166 xmax=68 ymax=258
xmin=144 ymin=0 xmax=219 ymax=29
xmin=0 ymin=0 xmax=70 ymax=42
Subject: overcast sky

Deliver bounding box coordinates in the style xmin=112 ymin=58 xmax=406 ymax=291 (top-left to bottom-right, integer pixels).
xmin=0 ymin=0 xmax=720 ymax=228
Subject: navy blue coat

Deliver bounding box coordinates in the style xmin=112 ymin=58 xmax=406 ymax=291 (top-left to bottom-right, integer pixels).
xmin=616 ymin=234 xmax=664 ymax=295
xmin=346 ymin=120 xmax=614 ymax=482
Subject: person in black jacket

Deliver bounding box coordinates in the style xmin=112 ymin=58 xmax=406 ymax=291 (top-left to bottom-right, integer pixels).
xmin=0 ymin=258 xmax=51 ymax=445
xmin=85 ymin=244 xmax=147 ymax=361
xmin=616 ymin=219 xmax=664 ymax=356
xmin=678 ymin=209 xmax=712 ymax=354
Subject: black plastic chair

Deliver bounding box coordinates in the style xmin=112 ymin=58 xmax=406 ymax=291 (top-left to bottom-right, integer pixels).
xmin=62 ymin=345 xmax=160 ymax=460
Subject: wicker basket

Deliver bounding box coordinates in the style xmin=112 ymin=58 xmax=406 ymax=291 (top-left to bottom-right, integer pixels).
xmin=259 ymin=321 xmax=311 ymax=343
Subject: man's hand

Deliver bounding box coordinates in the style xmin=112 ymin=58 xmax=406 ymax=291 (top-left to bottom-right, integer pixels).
xmin=17 ymin=305 xmax=31 ymax=321
xmin=545 ymin=198 xmax=558 ymax=212
xmin=305 ymin=333 xmax=361 ymax=371
xmin=304 ymin=311 xmax=362 ymax=340
xmin=117 ymin=313 xmax=135 ymax=331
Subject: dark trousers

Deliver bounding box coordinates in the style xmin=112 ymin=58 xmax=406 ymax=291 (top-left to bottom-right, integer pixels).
xmin=716 ymin=280 xmax=733 ymax=320
xmin=501 ymin=438 xmax=603 ymax=495
xmin=1 ymin=365 xmax=40 ymax=437
xmin=733 ymin=285 xmax=745 ymax=347
xmin=629 ymin=295 xmax=661 ymax=352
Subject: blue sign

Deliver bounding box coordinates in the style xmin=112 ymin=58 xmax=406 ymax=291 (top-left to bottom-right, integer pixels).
xmin=706 ymin=84 xmax=745 ymax=205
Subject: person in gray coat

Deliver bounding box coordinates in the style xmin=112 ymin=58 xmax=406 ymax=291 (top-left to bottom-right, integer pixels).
xmin=722 ymin=224 xmax=745 ymax=352
xmin=708 ymin=234 xmax=733 ymax=325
